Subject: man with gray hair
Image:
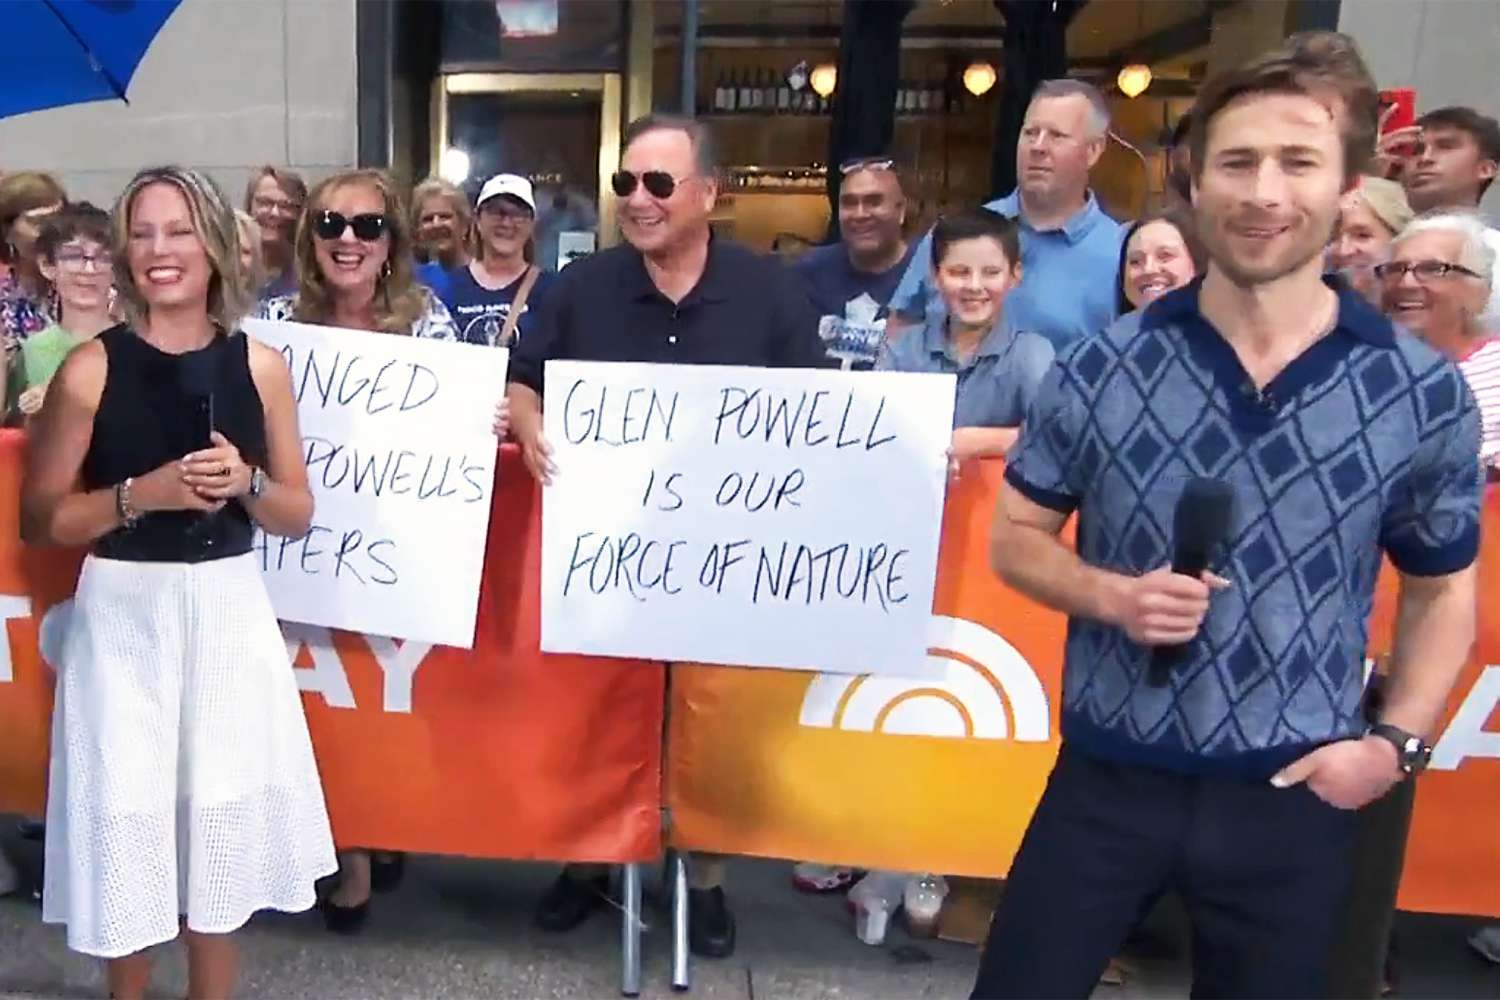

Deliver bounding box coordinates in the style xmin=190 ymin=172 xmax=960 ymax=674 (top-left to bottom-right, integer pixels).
xmin=888 ymin=79 xmax=1124 ymax=350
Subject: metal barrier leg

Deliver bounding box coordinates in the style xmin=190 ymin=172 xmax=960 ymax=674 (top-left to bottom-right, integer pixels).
xmin=622 ymin=862 xmax=643 ymax=997
xmin=671 ymin=851 xmax=691 ymax=991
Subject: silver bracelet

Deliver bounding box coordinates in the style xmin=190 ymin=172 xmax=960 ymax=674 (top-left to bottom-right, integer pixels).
xmin=115 ymin=477 xmax=140 ymax=527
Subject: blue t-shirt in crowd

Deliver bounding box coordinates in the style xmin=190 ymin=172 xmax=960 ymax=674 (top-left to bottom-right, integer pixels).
xmin=426 ymin=262 xmax=556 ymax=347
xmin=415 ymin=260 xmax=447 ymax=295
xmin=877 ymin=317 xmax=1054 ymax=429
xmin=890 ymin=190 xmax=1124 ymax=352
xmin=794 ymin=241 xmax=917 ymax=369
xmin=1005 ymin=278 xmax=1481 ymax=780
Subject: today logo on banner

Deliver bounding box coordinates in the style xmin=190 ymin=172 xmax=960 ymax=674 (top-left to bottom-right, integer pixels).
xmin=798 ymin=615 xmax=1051 ymax=741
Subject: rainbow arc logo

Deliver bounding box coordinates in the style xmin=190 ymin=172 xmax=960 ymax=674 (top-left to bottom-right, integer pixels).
xmin=798 ymin=615 xmax=1050 ymax=741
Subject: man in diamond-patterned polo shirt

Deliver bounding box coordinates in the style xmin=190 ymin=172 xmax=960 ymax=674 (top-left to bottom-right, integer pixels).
xmin=971 ymin=35 xmax=1482 ymax=1000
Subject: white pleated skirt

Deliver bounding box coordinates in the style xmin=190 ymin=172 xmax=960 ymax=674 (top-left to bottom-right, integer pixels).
xmin=42 ymin=553 xmax=337 ymax=958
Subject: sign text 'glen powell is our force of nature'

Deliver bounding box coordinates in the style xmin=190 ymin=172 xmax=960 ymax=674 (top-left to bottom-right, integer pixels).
xmin=540 ymin=360 xmax=956 ymax=675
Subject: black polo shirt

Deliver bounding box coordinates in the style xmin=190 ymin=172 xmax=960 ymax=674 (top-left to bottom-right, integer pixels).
xmin=507 ymin=236 xmax=830 ymax=394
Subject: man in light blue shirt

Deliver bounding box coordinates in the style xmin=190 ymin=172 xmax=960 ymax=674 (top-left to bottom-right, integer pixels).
xmin=889 ymin=79 xmax=1125 ymax=351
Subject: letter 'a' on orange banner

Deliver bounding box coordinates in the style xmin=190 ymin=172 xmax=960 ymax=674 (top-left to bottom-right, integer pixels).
xmin=0 ymin=433 xmax=663 ymax=864
xmin=667 ymin=461 xmax=1500 ymax=919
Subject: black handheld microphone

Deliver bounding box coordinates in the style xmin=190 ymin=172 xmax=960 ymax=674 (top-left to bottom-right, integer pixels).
xmin=1146 ymin=477 xmax=1236 ymax=688
xmin=178 ymin=349 xmax=216 ymax=448
xmin=179 ymin=350 xmax=218 ymax=535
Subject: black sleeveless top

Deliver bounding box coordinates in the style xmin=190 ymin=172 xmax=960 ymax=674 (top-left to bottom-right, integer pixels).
xmin=84 ymin=325 xmax=268 ymax=563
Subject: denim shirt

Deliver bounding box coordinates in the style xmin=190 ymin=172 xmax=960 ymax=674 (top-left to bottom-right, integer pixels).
xmin=877 ymin=316 xmax=1054 ymax=429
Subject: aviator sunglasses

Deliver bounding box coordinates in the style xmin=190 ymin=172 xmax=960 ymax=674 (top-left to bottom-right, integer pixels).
xmin=312 ymin=210 xmax=389 ymax=241
xmin=610 ymin=169 xmax=691 ymax=199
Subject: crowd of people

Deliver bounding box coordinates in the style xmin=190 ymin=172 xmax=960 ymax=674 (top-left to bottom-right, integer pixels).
xmin=0 ymin=24 xmax=1498 ymax=1000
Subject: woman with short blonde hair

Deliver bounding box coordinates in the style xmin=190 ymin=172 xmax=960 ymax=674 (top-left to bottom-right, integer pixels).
xmin=410 ymin=176 xmax=472 ymax=270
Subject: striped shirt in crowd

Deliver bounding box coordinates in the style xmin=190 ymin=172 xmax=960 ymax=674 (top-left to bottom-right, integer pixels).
xmin=1459 ymin=338 xmax=1500 ymax=466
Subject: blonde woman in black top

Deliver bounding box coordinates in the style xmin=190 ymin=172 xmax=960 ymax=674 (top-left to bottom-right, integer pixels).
xmin=22 ymin=166 xmax=335 ymax=1000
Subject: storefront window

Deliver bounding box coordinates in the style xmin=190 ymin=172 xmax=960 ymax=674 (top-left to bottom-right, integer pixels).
xmin=440 ymin=0 xmax=625 ymax=72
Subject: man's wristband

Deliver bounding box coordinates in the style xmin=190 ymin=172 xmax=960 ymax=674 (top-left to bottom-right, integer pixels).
xmin=1368 ymin=723 xmax=1432 ymax=776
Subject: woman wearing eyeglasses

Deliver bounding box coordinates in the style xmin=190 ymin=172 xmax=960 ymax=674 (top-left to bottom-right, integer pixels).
xmin=1380 ymin=211 xmax=1498 ymax=465
xmin=426 ymin=173 xmax=555 ymax=349
xmin=16 ymin=203 xmax=117 ymax=418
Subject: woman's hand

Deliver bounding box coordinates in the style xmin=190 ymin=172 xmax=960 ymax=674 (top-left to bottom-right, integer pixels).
xmin=180 ymin=431 xmax=252 ymax=500
xmin=493 ymin=397 xmax=511 ymax=439
xmin=131 ymin=459 xmax=226 ymax=514
xmin=17 ymin=384 xmax=46 ymax=417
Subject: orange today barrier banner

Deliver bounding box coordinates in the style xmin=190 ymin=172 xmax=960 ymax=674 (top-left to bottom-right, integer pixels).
xmin=668 ymin=461 xmax=1500 ymax=918
xmin=0 ymin=432 xmax=663 ymax=864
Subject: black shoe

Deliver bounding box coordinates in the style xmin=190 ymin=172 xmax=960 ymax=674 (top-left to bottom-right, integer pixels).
xmin=534 ymin=871 xmax=608 ymax=932
xmin=370 ymin=852 xmax=406 ymax=894
xmin=320 ymin=896 xmax=370 ymax=935
xmin=688 ymin=887 xmax=736 ymax=959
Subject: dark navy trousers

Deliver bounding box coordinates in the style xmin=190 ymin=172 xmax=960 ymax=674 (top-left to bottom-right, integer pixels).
xmin=971 ymin=743 xmax=1357 ymax=999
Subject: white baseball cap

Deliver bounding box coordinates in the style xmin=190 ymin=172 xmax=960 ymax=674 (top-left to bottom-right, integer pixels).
xmin=476 ymin=173 xmax=536 ymax=213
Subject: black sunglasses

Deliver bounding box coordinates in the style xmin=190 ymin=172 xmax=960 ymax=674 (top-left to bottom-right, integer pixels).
xmin=312 ymin=210 xmax=389 ymax=241
xmin=611 ymin=169 xmax=690 ymax=199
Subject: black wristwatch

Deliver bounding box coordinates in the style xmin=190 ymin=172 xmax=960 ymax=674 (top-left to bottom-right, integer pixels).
xmin=1368 ymin=723 xmax=1432 ymax=776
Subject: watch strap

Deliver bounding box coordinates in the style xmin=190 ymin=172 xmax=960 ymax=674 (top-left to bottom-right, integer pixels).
xmin=1368 ymin=723 xmax=1431 ymax=775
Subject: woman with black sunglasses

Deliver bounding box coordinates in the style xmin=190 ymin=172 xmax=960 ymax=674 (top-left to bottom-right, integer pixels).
xmin=256 ymin=169 xmax=506 ymax=934
xmin=258 ymin=168 xmax=458 ymax=341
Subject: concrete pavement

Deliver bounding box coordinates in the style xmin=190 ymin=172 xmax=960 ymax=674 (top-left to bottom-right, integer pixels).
xmin=2 ymin=853 xmax=1497 ymax=998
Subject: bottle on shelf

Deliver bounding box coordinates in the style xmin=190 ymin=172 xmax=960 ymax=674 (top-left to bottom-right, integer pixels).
xmin=776 ymin=72 xmax=792 ymax=114
xmin=722 ymin=68 xmax=738 ymax=113
xmin=712 ymin=69 xmax=726 ymax=113
xmin=762 ymin=69 xmax=777 ymax=111
xmin=738 ymin=69 xmax=754 ymax=113
xmin=918 ymin=72 xmax=936 ymax=114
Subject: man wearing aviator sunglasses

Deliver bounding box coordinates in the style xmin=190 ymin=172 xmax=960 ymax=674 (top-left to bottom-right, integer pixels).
xmin=508 ymin=114 xmax=828 ymax=961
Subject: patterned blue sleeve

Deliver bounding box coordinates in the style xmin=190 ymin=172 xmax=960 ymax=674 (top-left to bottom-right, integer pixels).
xmin=888 ymin=228 xmax=934 ymax=318
xmin=1004 ymin=351 xmax=1085 ymax=513
xmin=1380 ymin=370 xmax=1483 ymax=576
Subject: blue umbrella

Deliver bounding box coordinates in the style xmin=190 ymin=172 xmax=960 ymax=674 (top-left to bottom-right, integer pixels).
xmin=2 ymin=0 xmax=183 ymax=120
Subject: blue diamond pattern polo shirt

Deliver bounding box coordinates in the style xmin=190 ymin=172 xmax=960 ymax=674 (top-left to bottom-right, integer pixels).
xmin=1005 ymin=277 xmax=1482 ymax=779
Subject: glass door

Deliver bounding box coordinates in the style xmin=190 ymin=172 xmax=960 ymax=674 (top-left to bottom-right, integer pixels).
xmin=433 ymin=72 xmax=623 ymax=269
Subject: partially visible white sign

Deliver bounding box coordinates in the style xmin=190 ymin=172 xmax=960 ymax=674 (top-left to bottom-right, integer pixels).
xmin=243 ymin=318 xmax=507 ymax=649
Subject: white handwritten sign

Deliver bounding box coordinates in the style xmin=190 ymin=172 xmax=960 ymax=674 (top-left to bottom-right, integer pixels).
xmin=243 ymin=318 xmax=507 ymax=649
xmin=540 ymin=361 xmax=956 ymax=675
